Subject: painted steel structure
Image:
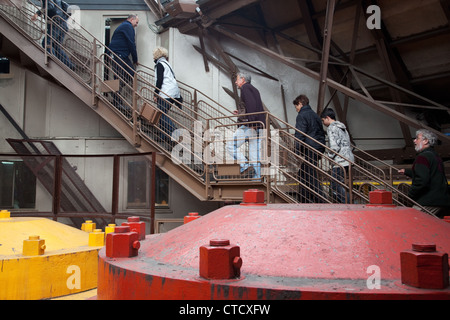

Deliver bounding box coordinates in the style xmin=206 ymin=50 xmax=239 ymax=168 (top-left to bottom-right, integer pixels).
xmin=97 ymin=190 xmax=450 ymax=300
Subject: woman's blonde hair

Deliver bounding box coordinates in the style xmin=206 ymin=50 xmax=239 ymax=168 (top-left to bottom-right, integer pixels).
xmin=153 ymin=47 xmax=169 ymax=60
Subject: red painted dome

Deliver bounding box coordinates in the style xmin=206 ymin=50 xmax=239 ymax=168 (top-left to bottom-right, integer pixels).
xmin=98 ymin=192 xmax=450 ymax=300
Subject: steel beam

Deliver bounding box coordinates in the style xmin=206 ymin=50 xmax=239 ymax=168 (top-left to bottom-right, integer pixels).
xmin=213 ymin=24 xmax=450 ymax=143
xmin=317 ymin=0 xmax=336 ymax=115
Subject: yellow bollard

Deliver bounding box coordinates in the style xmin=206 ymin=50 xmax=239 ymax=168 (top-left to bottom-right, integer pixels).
xmin=105 ymin=224 xmax=116 ymax=235
xmin=0 ymin=210 xmax=11 ymax=219
xmin=81 ymin=220 xmax=96 ymax=232
xmin=23 ymin=235 xmax=46 ymax=256
xmin=89 ymin=229 xmax=105 ymax=247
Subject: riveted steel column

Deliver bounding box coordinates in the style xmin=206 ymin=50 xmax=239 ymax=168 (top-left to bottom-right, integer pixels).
xmin=317 ymin=0 xmax=336 ymax=115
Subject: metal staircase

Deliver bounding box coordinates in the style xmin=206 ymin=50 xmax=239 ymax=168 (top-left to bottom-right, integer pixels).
xmin=0 ymin=0 xmax=437 ymax=216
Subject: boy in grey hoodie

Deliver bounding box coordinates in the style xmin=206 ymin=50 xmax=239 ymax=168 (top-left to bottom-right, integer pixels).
xmin=321 ymin=109 xmax=354 ymax=203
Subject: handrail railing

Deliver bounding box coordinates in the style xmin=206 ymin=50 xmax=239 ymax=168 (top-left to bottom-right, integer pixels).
xmin=0 ymin=151 xmax=157 ymax=232
xmin=0 ymin=0 xmax=437 ymax=217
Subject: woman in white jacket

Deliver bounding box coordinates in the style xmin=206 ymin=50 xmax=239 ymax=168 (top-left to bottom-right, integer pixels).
xmin=153 ymin=47 xmax=182 ymax=143
xmin=321 ymin=108 xmax=354 ymax=203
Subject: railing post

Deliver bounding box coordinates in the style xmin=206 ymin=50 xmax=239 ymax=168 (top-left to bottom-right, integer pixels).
xmin=52 ymin=155 xmax=62 ymax=221
xmin=150 ymin=152 xmax=156 ymax=234
xmin=265 ymin=112 xmax=271 ymax=203
xmin=389 ymin=167 xmax=394 ymax=187
xmin=91 ymin=38 xmax=98 ymax=108
xmin=44 ymin=0 xmax=49 ymax=65
xmin=205 ymin=118 xmax=211 ymax=199
xmin=133 ymin=72 xmax=140 ymax=147
xmin=348 ymin=163 xmax=353 ymax=204
xmin=111 ymin=155 xmax=120 ymax=224
xmin=193 ymin=89 xmax=199 ymax=121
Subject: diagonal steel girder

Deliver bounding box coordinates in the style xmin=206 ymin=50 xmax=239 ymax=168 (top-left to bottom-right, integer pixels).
xmin=213 ymin=24 xmax=450 ymax=143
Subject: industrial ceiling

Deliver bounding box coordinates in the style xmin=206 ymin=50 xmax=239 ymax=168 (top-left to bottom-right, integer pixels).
xmin=146 ymin=0 xmax=450 ymax=161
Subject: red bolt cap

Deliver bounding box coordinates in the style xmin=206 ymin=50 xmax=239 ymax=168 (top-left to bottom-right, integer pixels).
xmin=210 ymin=239 xmax=230 ymax=247
xmin=367 ymin=190 xmax=395 ymax=207
xmin=184 ymin=212 xmax=201 ymax=224
xmin=412 ymin=244 xmax=437 ymax=252
xmin=241 ymin=189 xmax=266 ymax=206
xmin=199 ymin=239 xmax=242 ymax=280
xmin=114 ymin=226 xmax=130 ymax=233
xmin=127 ymin=216 xmax=141 ymax=222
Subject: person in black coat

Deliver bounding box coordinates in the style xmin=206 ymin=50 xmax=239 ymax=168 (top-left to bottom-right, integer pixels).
xmin=107 ymin=14 xmax=139 ymax=110
xmin=398 ymin=129 xmax=450 ymax=218
xmin=293 ymin=95 xmax=326 ymax=203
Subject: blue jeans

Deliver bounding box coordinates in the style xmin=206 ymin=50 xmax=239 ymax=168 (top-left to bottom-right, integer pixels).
xmin=43 ymin=18 xmax=74 ymax=70
xmin=157 ymin=98 xmax=176 ymax=141
xmin=226 ymin=125 xmax=261 ymax=178
xmin=331 ymin=166 xmax=349 ymax=203
xmin=110 ymin=53 xmax=135 ymax=110
xmin=298 ymin=149 xmax=323 ymax=203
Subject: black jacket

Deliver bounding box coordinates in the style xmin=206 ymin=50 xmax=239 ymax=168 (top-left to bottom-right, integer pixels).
xmin=295 ymin=105 xmax=325 ymax=153
xmin=405 ymin=147 xmax=450 ymax=207
xmin=108 ymin=21 xmax=138 ymax=64
xmin=239 ymin=83 xmax=265 ymax=127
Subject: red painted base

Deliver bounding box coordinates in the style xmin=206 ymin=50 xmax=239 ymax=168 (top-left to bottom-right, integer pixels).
xmin=97 ymin=203 xmax=450 ymax=300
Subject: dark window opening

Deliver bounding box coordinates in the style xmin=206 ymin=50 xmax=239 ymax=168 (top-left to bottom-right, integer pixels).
xmin=0 ymin=160 xmax=36 ymax=209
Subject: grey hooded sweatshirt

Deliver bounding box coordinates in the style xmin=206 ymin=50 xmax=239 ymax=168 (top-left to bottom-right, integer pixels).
xmin=326 ymin=121 xmax=354 ymax=167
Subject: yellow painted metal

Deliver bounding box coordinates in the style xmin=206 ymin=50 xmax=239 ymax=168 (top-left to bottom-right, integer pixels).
xmin=0 ymin=217 xmax=102 ymax=300
xmin=81 ymin=220 xmax=96 ymax=232
xmin=22 ymin=235 xmax=46 ymax=256
xmin=0 ymin=210 xmax=11 ymax=219
xmin=88 ymin=229 xmax=105 ymax=247
xmin=105 ymin=224 xmax=116 ymax=235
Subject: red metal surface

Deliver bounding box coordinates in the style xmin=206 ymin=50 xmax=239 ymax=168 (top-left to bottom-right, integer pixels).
xmin=97 ymin=192 xmax=450 ymax=300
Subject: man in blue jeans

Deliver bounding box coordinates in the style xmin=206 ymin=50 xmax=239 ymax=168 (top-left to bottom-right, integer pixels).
xmin=226 ymin=73 xmax=265 ymax=179
xmin=31 ymin=0 xmax=74 ymax=70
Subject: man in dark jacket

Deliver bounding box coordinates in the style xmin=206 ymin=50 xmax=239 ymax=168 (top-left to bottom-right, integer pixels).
xmin=398 ymin=129 xmax=450 ymax=218
xmin=226 ymin=73 xmax=265 ymax=179
xmin=107 ymin=15 xmax=139 ymax=110
xmin=293 ymin=95 xmax=326 ymax=203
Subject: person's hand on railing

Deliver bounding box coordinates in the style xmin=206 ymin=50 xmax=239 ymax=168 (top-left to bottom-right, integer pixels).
xmin=31 ymin=13 xmax=38 ymax=21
